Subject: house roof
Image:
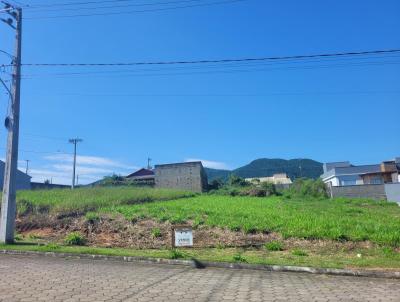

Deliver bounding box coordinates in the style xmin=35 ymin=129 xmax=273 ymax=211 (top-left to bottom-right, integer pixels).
xmin=0 ymin=160 xmax=31 ymax=180
xmin=126 ymin=168 xmax=154 ymax=178
xmin=321 ymin=164 xmax=381 ymax=179
xmin=155 ymin=161 xmax=204 ymax=169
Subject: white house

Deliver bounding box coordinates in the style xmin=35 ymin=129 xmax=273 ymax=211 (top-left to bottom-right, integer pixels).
xmin=321 ymin=159 xmax=399 ymax=187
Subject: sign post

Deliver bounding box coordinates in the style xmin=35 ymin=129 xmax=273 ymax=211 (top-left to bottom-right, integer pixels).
xmin=171 ymin=225 xmax=193 ymax=248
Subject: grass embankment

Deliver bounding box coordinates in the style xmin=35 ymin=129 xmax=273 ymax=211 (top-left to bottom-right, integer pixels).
xmin=12 ymin=187 xmax=400 ymax=270
xmin=17 ymin=187 xmax=195 ymax=216
xmin=102 ymin=195 xmax=400 ymax=247
xmin=1 ymin=243 xmax=400 ymax=270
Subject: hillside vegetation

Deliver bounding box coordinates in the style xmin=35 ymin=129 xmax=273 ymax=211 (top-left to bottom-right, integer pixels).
xmin=206 ymin=158 xmax=323 ymax=181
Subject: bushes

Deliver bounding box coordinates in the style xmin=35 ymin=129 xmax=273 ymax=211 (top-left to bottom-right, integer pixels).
xmin=151 ymin=228 xmax=162 ymax=238
xmin=85 ymin=212 xmax=100 ymax=223
xmin=264 ymin=241 xmax=284 ymax=251
xmin=65 ymin=232 xmax=87 ymax=246
xmin=285 ymin=178 xmax=327 ymax=199
xmin=228 ymin=175 xmax=250 ymax=187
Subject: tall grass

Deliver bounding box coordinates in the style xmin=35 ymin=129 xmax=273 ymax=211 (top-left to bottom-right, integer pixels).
xmin=16 ymin=187 xmax=195 ymax=216
xmin=103 ymin=195 xmax=400 ymax=247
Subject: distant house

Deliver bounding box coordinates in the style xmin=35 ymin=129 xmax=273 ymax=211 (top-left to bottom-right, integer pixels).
xmin=321 ymin=158 xmax=400 ymax=187
xmin=126 ymin=168 xmax=155 ymax=185
xmin=155 ymin=161 xmax=208 ymax=192
xmin=245 ymin=173 xmax=292 ymax=185
xmin=0 ymin=160 xmax=31 ymax=191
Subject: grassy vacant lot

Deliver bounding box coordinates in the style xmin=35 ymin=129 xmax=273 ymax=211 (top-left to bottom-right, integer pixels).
xmin=17 ymin=187 xmax=195 ymax=216
xmin=12 ymin=187 xmax=400 ymax=270
xmin=16 ymin=188 xmax=400 ymax=247
xmin=102 ymin=196 xmax=400 ymax=247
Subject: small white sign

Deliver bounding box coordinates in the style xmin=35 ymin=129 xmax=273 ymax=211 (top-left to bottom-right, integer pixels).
xmin=174 ymin=228 xmax=193 ymax=247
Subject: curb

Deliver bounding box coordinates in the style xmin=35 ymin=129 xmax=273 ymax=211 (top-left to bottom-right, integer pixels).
xmin=2 ymin=249 xmax=400 ymax=279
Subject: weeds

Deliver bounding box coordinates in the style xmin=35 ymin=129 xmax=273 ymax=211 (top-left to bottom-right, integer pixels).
xmin=264 ymin=241 xmax=284 ymax=251
xmin=65 ymin=232 xmax=86 ymax=246
xmin=170 ymin=249 xmax=185 ymax=259
xmin=151 ymin=228 xmax=162 ymax=238
xmin=85 ymin=212 xmax=100 ymax=223
xmin=292 ymin=249 xmax=308 ymax=256
xmin=232 ymin=253 xmax=247 ymax=263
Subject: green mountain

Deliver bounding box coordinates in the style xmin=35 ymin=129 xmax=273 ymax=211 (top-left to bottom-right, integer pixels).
xmin=205 ymin=158 xmax=323 ymax=182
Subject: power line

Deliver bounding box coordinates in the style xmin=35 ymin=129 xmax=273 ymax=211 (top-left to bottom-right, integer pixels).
xmin=19 ymin=54 xmax=400 ymax=76
xmin=18 ymin=59 xmax=400 ymax=80
xmin=0 ymin=146 xmax=72 ymax=155
xmin=25 ymin=0 xmax=157 ymax=9
xmin=22 ymin=90 xmax=400 ymax=98
xmin=25 ymin=0 xmax=208 ymax=13
xmin=24 ymin=0 xmax=248 ymax=19
xmin=6 ymin=48 xmax=400 ymax=68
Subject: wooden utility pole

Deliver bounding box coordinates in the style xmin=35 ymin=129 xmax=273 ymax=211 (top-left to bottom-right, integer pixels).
xmin=0 ymin=5 xmax=22 ymax=244
xmin=69 ymin=138 xmax=82 ymax=189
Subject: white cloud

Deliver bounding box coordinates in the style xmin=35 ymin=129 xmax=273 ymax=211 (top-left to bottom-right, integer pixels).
xmin=29 ymin=168 xmax=99 ymax=185
xmin=44 ymin=154 xmax=137 ymax=169
xmin=28 ymin=154 xmax=140 ymax=185
xmin=185 ymin=158 xmax=230 ymax=170
xmin=52 ymin=164 xmax=115 ymax=175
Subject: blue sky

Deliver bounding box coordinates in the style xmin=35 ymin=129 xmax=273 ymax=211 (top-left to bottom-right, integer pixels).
xmin=0 ymin=0 xmax=399 ymax=184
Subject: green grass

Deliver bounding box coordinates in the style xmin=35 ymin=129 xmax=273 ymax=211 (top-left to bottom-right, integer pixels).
xmin=17 ymin=187 xmax=196 ymax=216
xmin=264 ymin=241 xmax=284 ymax=251
xmin=151 ymin=228 xmax=162 ymax=238
xmin=292 ymin=249 xmax=308 ymax=257
xmin=101 ymin=195 xmax=400 ymax=247
xmin=1 ymin=243 xmax=400 ymax=270
xmin=64 ymin=232 xmax=87 ymax=246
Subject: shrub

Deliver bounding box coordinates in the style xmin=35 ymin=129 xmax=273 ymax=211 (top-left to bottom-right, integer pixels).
xmin=232 ymin=253 xmax=247 ymax=263
xmin=247 ymin=187 xmax=267 ymax=197
xmin=170 ymin=249 xmax=184 ymax=259
xmin=260 ymin=182 xmax=277 ymax=196
xmin=264 ymin=241 xmax=284 ymax=251
xmin=286 ymin=178 xmax=327 ymax=198
xmin=291 ymin=249 xmax=308 ymax=256
xmin=151 ymin=228 xmax=162 ymax=238
xmin=228 ymin=175 xmax=249 ymax=187
xmin=208 ymin=179 xmax=224 ymax=191
xmin=85 ymin=212 xmax=100 ymax=223
xmin=65 ymin=232 xmax=86 ymax=246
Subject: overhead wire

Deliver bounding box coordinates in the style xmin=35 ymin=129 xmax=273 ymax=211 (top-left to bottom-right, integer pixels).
xmin=25 ymin=0 xmax=209 ymax=13
xmin=24 ymin=0 xmax=248 ymax=19
xmin=19 ymin=59 xmax=400 ymax=80
xmin=6 ymin=48 xmax=400 ymax=68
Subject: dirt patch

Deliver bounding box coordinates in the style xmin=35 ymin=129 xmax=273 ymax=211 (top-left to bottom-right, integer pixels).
xmin=17 ymin=214 xmax=379 ymax=252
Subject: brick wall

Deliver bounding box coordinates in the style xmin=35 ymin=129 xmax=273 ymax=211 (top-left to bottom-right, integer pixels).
xmin=329 ymin=184 xmax=387 ymax=200
xmin=155 ymin=162 xmax=208 ymax=192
